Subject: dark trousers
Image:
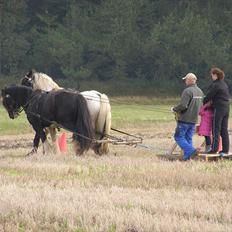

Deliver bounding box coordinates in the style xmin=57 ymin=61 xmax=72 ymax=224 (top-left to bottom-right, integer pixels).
xmin=212 ymin=106 xmax=230 ymax=153
xmin=205 ymin=136 xmax=211 ymax=146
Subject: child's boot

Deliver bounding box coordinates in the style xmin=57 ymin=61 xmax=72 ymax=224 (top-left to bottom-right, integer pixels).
xmin=205 ymin=145 xmax=211 ymax=153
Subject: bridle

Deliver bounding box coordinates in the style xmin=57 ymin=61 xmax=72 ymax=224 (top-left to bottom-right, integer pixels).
xmin=3 ymin=94 xmax=22 ymax=116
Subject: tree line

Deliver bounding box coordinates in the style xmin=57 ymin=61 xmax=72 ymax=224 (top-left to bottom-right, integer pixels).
xmin=0 ymin=0 xmax=232 ymax=93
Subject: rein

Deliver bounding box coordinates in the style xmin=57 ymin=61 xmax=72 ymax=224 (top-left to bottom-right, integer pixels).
xmin=21 ymin=107 xmax=96 ymax=143
xmin=13 ymin=90 xmax=95 ymax=143
xmin=17 ymin=95 xmax=36 ymax=114
xmin=17 ymin=91 xmax=43 ymax=115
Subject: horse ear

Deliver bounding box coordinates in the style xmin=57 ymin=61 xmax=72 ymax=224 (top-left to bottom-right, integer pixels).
xmin=1 ymin=87 xmax=7 ymax=97
xmin=27 ymin=69 xmax=36 ymax=78
xmin=1 ymin=89 xmax=10 ymax=98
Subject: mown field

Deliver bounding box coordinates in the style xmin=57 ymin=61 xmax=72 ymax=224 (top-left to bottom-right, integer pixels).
xmin=0 ymin=98 xmax=232 ymax=232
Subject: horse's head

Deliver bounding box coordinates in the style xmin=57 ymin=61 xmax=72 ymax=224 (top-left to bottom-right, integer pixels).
xmin=1 ymin=87 xmax=22 ymax=119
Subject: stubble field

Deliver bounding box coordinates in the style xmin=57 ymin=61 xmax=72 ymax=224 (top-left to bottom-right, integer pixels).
xmin=0 ymin=98 xmax=232 ymax=232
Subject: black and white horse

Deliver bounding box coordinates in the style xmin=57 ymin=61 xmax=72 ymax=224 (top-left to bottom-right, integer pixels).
xmin=1 ymin=85 xmax=94 ymax=155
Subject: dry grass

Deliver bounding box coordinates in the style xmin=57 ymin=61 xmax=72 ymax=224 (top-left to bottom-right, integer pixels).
xmin=0 ymin=123 xmax=232 ymax=232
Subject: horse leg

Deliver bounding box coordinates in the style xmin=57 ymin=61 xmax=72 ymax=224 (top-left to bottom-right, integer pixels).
xmin=48 ymin=126 xmax=59 ymax=154
xmin=41 ymin=133 xmax=52 ymax=155
xmin=36 ymin=128 xmax=51 ymax=155
xmin=94 ymin=93 xmax=111 ymax=155
xmin=93 ymin=143 xmax=103 ymax=156
xmin=26 ymin=133 xmax=40 ymax=156
xmin=72 ymin=134 xmax=83 ymax=155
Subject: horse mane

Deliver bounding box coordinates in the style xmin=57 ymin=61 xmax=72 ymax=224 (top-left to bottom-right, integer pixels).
xmin=33 ymin=72 xmax=62 ymax=91
xmin=4 ymin=85 xmax=33 ymax=95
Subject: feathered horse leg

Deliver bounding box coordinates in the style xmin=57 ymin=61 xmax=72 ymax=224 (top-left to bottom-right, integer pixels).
xmin=94 ymin=94 xmax=111 ymax=155
xmin=43 ymin=139 xmax=52 ymax=155
xmin=32 ymin=127 xmax=52 ymax=155
xmin=48 ymin=126 xmax=59 ymax=154
xmin=27 ymin=133 xmax=40 ymax=156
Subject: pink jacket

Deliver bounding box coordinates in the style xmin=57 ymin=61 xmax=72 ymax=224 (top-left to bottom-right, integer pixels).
xmin=198 ymin=105 xmax=213 ymax=136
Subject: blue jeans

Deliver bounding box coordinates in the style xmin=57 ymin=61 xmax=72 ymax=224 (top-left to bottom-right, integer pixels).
xmin=174 ymin=122 xmax=196 ymax=160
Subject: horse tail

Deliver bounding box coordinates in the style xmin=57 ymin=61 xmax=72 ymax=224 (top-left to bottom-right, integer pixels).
xmin=96 ymin=93 xmax=111 ymax=154
xmin=73 ymin=94 xmax=94 ymax=154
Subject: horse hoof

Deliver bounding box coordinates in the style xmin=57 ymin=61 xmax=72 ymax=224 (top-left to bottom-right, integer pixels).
xmin=76 ymin=150 xmax=84 ymax=156
xmin=26 ymin=148 xmax=37 ymax=156
xmin=93 ymin=149 xmax=103 ymax=156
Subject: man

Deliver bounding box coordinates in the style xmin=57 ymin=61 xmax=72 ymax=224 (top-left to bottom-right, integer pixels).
xmin=172 ymin=73 xmax=204 ymax=160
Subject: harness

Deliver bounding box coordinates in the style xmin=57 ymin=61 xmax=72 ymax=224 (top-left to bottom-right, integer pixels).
xmin=16 ymin=92 xmax=96 ymax=142
xmin=17 ymin=92 xmax=43 ymax=114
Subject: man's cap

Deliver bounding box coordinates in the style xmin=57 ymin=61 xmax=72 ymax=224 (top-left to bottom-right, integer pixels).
xmin=182 ymin=73 xmax=197 ymax=80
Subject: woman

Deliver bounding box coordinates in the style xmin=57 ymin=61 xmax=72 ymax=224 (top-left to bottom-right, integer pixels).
xmin=203 ymin=67 xmax=230 ymax=155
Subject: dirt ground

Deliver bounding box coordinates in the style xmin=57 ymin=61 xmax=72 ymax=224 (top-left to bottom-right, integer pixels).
xmin=0 ymin=123 xmax=173 ymax=150
xmin=0 ymin=124 xmax=208 ymax=154
xmin=1 ymin=122 xmax=231 ymax=156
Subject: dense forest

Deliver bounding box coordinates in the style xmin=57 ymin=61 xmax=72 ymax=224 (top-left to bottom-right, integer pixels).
xmin=0 ymin=0 xmax=232 ymax=94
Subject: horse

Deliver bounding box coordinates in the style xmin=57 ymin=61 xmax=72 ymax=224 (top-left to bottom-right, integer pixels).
xmin=21 ymin=70 xmax=111 ymax=155
xmin=1 ymin=85 xmax=94 ymax=155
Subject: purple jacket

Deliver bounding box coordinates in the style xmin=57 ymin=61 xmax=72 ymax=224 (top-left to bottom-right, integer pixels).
xmin=198 ymin=105 xmax=213 ymax=136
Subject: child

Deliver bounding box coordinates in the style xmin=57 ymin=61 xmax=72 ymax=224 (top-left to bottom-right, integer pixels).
xmin=198 ymin=103 xmax=213 ymax=152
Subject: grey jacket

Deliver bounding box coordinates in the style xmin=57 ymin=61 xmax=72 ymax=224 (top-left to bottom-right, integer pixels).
xmin=173 ymin=84 xmax=203 ymax=124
